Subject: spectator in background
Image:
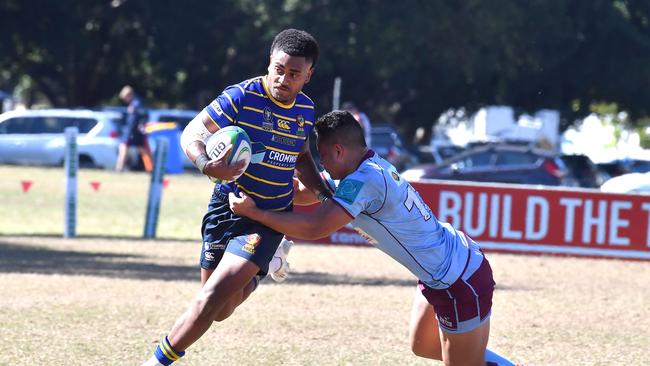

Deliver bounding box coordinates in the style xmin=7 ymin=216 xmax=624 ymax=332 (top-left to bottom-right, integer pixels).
xmin=115 ymin=85 xmax=153 ymax=172
xmin=342 ymin=101 xmax=372 ymax=148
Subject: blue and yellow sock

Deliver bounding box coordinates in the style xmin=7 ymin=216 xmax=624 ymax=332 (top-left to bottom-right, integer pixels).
xmin=153 ymin=336 xmax=185 ymax=365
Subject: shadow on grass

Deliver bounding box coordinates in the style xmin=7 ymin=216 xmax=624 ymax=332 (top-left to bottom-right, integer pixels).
xmin=0 ymin=239 xmax=421 ymax=287
xmin=286 ymin=271 xmax=417 ymax=287
xmin=0 ymin=232 xmax=197 ymax=242
xmin=0 ymin=241 xmax=200 ymax=282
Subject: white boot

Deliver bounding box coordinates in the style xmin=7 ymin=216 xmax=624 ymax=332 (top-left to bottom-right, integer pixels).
xmin=270 ymin=238 xmax=293 ymax=283
xmin=141 ymin=356 xmax=165 ymax=366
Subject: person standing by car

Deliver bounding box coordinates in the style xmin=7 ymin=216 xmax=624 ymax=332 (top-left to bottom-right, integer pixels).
xmin=115 ymin=85 xmax=153 ymax=172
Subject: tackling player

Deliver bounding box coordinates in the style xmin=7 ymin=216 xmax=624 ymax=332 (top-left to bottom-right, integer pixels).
xmin=229 ymin=110 xmax=517 ymax=366
xmin=141 ymin=29 xmax=331 ymax=365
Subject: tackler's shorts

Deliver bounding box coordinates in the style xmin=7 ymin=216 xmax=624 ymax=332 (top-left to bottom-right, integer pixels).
xmin=200 ymin=189 xmax=283 ymax=276
xmin=418 ymin=257 xmax=495 ymax=334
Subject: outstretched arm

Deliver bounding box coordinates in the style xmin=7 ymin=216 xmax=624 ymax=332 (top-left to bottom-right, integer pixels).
xmin=229 ymin=192 xmax=352 ymax=239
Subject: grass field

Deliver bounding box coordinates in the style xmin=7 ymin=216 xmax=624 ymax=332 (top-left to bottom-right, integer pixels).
xmin=0 ymin=165 xmax=209 ymax=239
xmin=1 ymin=166 xmax=650 ymax=365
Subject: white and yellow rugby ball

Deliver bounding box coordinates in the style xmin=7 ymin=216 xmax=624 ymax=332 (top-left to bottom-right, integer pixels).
xmin=205 ymin=125 xmax=252 ymax=184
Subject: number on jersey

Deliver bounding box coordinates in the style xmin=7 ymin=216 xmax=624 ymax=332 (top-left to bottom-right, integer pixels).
xmin=404 ymin=184 xmax=432 ymax=220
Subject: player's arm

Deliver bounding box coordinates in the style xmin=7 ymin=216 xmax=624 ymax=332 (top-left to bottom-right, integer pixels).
xmin=294 ymin=136 xmax=332 ymax=202
xmin=181 ymin=110 xmax=244 ymax=180
xmin=292 ymin=177 xmax=319 ymax=205
xmin=229 ymin=192 xmax=353 ymax=239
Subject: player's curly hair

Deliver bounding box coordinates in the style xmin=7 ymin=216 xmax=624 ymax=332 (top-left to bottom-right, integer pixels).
xmin=315 ymin=110 xmax=367 ymax=148
xmin=270 ymin=29 xmax=319 ymax=68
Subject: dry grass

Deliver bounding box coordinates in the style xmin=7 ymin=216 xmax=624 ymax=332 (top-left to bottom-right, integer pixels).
xmin=1 ymin=165 xmax=648 ymax=364
xmin=1 ymin=236 xmax=649 ymax=365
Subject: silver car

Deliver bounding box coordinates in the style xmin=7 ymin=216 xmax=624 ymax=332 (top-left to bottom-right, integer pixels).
xmin=0 ymin=109 xmax=123 ymax=169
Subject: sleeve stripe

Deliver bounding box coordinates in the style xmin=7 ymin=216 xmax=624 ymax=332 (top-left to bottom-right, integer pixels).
xmin=243 ymin=106 xmax=264 ymax=113
xmin=298 ymin=92 xmax=315 ymax=104
xmin=245 ymin=90 xmax=267 ymax=98
xmin=224 ymin=92 xmax=239 ymax=114
xmin=204 ymin=110 xmax=219 ymax=127
xmin=295 ymin=104 xmax=314 ymax=109
xmin=221 ymin=110 xmax=234 ymax=123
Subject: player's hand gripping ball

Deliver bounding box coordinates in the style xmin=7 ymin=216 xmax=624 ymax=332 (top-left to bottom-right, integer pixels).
xmin=205 ymin=126 xmax=252 ymax=184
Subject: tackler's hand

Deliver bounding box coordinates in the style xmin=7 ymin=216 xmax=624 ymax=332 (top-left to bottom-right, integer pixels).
xmin=228 ymin=191 xmax=257 ymax=217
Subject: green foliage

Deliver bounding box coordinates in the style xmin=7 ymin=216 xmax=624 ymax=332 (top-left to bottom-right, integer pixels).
xmin=2 ymin=0 xmax=650 ymax=134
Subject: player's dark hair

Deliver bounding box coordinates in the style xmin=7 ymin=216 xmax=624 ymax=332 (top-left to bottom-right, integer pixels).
xmin=270 ymin=29 xmax=319 ymax=68
xmin=315 ymin=110 xmax=367 ymax=148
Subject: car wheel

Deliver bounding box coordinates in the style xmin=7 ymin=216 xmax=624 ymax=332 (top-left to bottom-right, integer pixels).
xmin=79 ymin=155 xmax=97 ymax=168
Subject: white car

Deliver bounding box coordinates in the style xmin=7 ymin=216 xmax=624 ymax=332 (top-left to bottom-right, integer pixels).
xmin=0 ymin=109 xmax=122 ymax=169
xmin=600 ymin=172 xmax=650 ymax=194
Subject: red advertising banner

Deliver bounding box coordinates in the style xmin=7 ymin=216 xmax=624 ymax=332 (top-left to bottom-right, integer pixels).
xmin=294 ymin=180 xmax=650 ymax=261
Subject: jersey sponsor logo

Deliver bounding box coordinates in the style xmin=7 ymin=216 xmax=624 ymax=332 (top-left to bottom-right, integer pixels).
xmin=277 ymin=119 xmax=291 ymax=131
xmin=335 ymin=179 xmax=364 ymax=204
xmin=210 ymin=100 xmax=224 ymax=115
xmin=271 ymin=134 xmax=297 ymax=146
xmin=242 ymin=233 xmax=262 ymax=254
xmin=263 ymin=106 xmax=274 ymax=131
xmin=268 ymin=150 xmax=298 ymax=168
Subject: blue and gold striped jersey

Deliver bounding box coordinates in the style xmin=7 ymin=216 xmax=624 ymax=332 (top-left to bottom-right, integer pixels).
xmin=204 ymin=76 xmax=316 ymax=211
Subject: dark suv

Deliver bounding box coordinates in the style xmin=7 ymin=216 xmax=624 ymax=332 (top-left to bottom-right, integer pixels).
xmin=401 ymin=144 xmax=569 ymax=186
xmin=370 ymin=123 xmax=418 ymax=171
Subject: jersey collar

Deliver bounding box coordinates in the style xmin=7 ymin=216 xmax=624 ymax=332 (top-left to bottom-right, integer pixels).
xmin=356 ymin=149 xmax=375 ymax=170
xmin=261 ymin=76 xmax=296 ymax=109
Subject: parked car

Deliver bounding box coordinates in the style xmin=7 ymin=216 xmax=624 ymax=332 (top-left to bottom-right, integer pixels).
xmin=430 ymin=141 xmax=465 ymax=164
xmin=596 ymin=160 xmax=628 ymax=179
xmin=560 ymin=154 xmax=607 ymax=188
xmin=0 ymin=109 xmax=122 ymax=169
xmin=624 ymin=159 xmax=650 ymax=174
xmin=401 ymin=143 xmax=569 ymax=186
xmin=371 ymin=123 xmax=418 ymax=171
xmin=600 ymin=172 xmax=650 ymax=194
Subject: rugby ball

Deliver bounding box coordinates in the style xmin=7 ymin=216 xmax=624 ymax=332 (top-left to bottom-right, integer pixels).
xmin=205 ymin=125 xmax=252 ymax=183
